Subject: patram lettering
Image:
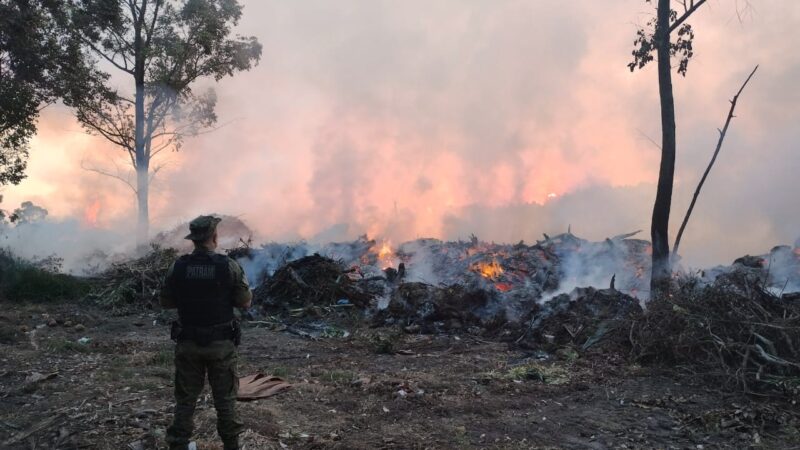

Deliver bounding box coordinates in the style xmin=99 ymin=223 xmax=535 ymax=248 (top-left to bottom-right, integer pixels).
xmin=186 ymin=264 xmax=216 ymax=280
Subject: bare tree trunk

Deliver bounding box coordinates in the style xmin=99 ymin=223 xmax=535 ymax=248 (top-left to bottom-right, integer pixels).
xmin=650 ymin=0 xmax=677 ymax=296
xmin=136 ymin=161 xmax=149 ymax=244
xmin=133 ymin=4 xmax=148 ymax=247
xmin=672 ymin=65 xmax=758 ymax=258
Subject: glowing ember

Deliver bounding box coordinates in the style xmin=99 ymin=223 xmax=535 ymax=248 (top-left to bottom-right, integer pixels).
xmin=83 ymin=199 xmax=101 ymax=227
xmin=495 ymin=282 xmax=513 ymax=292
xmin=547 ymin=192 xmax=557 ymax=199
xmin=473 ymin=259 xmax=504 ymax=280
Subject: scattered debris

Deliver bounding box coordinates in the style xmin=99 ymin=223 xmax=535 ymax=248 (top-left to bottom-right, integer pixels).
xmin=2 ymin=412 xmax=66 ymax=447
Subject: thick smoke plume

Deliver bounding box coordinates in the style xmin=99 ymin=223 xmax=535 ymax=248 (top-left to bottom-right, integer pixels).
xmin=1 ymin=1 xmax=798 ymax=272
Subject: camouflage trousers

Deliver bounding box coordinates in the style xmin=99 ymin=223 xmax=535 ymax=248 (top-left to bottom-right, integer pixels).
xmin=166 ymin=340 xmax=243 ymax=450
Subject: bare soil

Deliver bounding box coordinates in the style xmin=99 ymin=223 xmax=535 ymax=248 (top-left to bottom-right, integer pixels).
xmin=1 ymin=302 xmax=798 ymax=449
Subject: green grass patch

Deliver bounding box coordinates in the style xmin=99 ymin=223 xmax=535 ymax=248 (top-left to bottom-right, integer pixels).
xmin=97 ymin=356 xmax=137 ymax=383
xmin=148 ymin=347 xmax=173 ymax=367
xmin=270 ymin=366 xmax=291 ymax=378
xmin=319 ymin=370 xmax=356 ymax=384
xmin=145 ymin=366 xmax=173 ymax=380
xmin=46 ymin=338 xmax=91 ymax=354
xmin=0 ymin=250 xmax=92 ymax=302
xmin=369 ymin=330 xmax=403 ymax=354
xmin=505 ymin=363 xmax=571 ymax=385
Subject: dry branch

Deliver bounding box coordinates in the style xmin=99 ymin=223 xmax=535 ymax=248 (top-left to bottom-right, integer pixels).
xmin=673 ymin=65 xmax=759 ymax=258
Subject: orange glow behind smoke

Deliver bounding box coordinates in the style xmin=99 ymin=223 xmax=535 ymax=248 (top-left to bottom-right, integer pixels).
xmin=83 ymin=199 xmax=101 ymax=227
xmin=473 ymin=259 xmax=504 ymax=280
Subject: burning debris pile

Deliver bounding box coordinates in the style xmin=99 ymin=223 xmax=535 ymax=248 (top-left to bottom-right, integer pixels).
xmin=239 ymin=231 xmax=653 ymax=328
xmin=520 ymin=287 xmax=642 ymax=352
xmin=253 ymin=254 xmax=374 ymax=313
xmin=375 ymin=282 xmax=502 ymax=334
xmin=701 ymin=244 xmax=800 ymax=296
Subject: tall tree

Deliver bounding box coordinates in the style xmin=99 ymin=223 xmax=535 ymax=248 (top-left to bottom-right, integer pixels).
xmin=0 ymin=0 xmax=98 ymax=185
xmin=70 ymin=0 xmax=261 ymax=244
xmin=629 ymin=0 xmax=707 ymax=295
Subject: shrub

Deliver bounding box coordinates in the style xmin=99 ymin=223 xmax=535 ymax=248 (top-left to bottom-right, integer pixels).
xmin=0 ymin=250 xmax=92 ymax=302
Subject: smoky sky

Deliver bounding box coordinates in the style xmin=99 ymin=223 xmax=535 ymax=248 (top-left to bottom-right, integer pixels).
xmin=4 ymin=0 xmax=800 ymax=268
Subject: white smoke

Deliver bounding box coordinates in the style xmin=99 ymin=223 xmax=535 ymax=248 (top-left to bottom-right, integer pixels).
xmin=0 ymin=219 xmax=126 ymax=274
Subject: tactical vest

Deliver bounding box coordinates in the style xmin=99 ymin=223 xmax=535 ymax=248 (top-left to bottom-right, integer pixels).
xmin=170 ymin=252 xmax=234 ymax=327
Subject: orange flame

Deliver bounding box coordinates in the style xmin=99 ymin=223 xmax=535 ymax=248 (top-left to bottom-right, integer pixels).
xmin=473 ymin=259 xmax=504 ymax=280
xmin=378 ymin=241 xmax=393 ymax=260
xmin=83 ymin=199 xmax=101 ymax=227
xmin=374 ymin=240 xmax=395 ymax=268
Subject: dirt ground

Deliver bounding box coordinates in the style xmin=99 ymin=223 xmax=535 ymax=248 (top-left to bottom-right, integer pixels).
xmin=1 ymin=302 xmax=798 ymax=450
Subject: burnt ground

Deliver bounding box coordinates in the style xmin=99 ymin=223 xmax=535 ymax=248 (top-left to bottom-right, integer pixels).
xmin=1 ymin=302 xmax=798 ymax=450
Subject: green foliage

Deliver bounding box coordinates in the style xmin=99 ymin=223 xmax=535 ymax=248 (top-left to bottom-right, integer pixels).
xmin=0 ymin=0 xmax=102 ymax=185
xmin=0 ymin=250 xmax=92 ymax=302
xmin=0 ymin=200 xmax=48 ymax=225
xmin=10 ymin=201 xmax=48 ymax=224
xmin=70 ymin=0 xmax=263 ymax=164
xmin=68 ymin=0 xmax=262 ymax=240
xmin=628 ymin=3 xmax=696 ymax=77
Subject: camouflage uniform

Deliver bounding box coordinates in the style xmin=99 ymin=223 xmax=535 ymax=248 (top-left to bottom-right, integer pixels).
xmin=160 ymin=216 xmax=252 ymax=450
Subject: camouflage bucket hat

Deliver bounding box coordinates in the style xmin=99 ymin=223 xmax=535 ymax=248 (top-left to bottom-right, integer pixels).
xmin=184 ymin=215 xmax=222 ymax=241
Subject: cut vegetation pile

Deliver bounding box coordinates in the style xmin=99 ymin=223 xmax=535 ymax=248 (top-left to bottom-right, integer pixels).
xmin=87 ymin=245 xmax=177 ymax=310
xmin=632 ymin=271 xmax=800 ymax=397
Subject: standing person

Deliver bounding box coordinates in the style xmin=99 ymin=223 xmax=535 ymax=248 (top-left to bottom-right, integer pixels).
xmin=160 ymin=215 xmax=252 ymax=450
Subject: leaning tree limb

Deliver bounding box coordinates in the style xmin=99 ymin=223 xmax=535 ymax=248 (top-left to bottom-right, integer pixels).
xmin=672 ymin=65 xmax=759 ymax=259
